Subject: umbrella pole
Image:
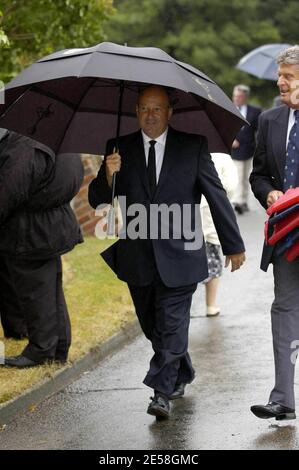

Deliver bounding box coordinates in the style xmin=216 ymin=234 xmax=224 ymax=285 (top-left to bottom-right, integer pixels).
xmin=107 ymin=80 xmax=125 ymax=236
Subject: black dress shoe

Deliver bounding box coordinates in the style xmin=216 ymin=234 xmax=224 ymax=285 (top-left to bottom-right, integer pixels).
xmin=251 ymin=402 xmax=296 ymax=420
xmin=54 ymin=357 xmax=68 ymax=365
xmin=54 ymin=352 xmax=68 ymax=364
xmin=3 ymin=355 xmax=45 ymax=368
xmin=169 ymin=382 xmax=186 ymax=400
xmin=147 ymin=394 xmax=170 ymax=419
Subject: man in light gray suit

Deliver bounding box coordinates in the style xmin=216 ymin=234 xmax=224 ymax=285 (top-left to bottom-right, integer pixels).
xmin=250 ymin=45 xmax=299 ymax=421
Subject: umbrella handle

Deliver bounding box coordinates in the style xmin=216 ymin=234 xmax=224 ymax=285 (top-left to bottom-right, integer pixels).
xmin=107 ymin=80 xmax=124 ymax=237
xmin=111 ymin=171 xmax=117 ymax=203
xmin=107 ymin=172 xmax=117 ymax=236
xmin=107 ymin=205 xmax=115 ymax=236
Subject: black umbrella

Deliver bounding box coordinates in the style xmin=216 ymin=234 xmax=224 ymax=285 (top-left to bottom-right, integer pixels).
xmin=0 ymin=42 xmax=246 ymax=233
xmin=0 ymin=42 xmax=246 ymax=154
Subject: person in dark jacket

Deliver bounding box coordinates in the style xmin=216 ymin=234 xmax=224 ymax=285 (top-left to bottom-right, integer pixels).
xmin=88 ymin=85 xmax=246 ymax=419
xmin=250 ymin=46 xmax=299 ymax=421
xmin=231 ymin=84 xmax=261 ymax=214
xmin=0 ymin=128 xmax=83 ymax=368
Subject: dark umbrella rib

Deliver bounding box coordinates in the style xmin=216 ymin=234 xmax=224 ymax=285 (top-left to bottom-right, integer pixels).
xmin=176 ymin=60 xmax=216 ymax=84
xmin=100 ymin=50 xmax=173 ymax=64
xmin=28 ymin=85 xmax=78 ymax=110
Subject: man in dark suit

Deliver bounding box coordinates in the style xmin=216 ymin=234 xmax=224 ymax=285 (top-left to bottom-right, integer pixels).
xmin=89 ymin=85 xmax=246 ymax=419
xmin=231 ymin=84 xmax=261 ymax=214
xmin=250 ymin=45 xmax=299 ymax=421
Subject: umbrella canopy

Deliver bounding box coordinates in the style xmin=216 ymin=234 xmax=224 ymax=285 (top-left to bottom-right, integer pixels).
xmin=236 ymin=43 xmax=292 ymax=81
xmin=0 ymin=42 xmax=246 ymax=154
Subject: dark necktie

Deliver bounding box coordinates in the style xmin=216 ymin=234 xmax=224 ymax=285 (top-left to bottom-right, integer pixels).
xmin=147 ymin=140 xmax=157 ymax=197
xmin=284 ymin=110 xmax=299 ymax=191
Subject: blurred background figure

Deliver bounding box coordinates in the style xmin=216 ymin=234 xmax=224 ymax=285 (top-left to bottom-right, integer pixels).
xmin=231 ymin=84 xmax=261 ymax=214
xmin=201 ymin=152 xmax=238 ymax=316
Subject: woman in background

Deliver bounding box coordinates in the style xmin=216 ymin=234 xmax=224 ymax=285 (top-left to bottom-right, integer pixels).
xmin=201 ymin=153 xmax=238 ymax=316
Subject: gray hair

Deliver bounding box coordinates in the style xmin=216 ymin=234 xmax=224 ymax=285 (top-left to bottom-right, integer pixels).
xmin=233 ymin=84 xmax=250 ymax=95
xmin=277 ymin=45 xmax=299 ymax=66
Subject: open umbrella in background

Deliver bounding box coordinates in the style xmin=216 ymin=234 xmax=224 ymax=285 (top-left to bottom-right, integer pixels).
xmin=236 ymin=43 xmax=292 ymax=81
xmin=0 ymin=42 xmax=247 ymax=232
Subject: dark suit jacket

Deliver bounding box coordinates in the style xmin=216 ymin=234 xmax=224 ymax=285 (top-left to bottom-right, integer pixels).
xmin=0 ymin=130 xmax=83 ymax=259
xmin=231 ymin=104 xmax=261 ymax=161
xmin=89 ymin=127 xmax=245 ymax=287
xmin=250 ymin=105 xmax=295 ymax=271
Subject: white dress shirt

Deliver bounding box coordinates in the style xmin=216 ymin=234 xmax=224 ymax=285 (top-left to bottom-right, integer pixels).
xmin=141 ymin=128 xmax=168 ymax=184
xmin=238 ymin=104 xmax=247 ymax=119
xmin=286 ymin=108 xmax=297 ymax=149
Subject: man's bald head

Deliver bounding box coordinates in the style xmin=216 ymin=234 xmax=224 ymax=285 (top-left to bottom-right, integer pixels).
xmin=138 ymin=85 xmax=171 ymax=105
xmin=136 ymin=86 xmax=173 ymax=138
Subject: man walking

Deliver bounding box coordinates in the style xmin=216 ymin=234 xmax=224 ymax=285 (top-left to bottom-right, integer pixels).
xmin=89 ymin=85 xmax=245 ymax=419
xmin=231 ymin=84 xmax=261 ymax=214
xmin=250 ymin=45 xmax=299 ymax=421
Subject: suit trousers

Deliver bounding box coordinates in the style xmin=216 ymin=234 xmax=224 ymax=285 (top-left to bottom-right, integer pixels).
xmin=0 ymin=256 xmax=71 ymax=362
xmin=0 ymin=257 xmax=27 ymax=338
xmin=129 ymin=272 xmax=197 ymax=397
xmin=232 ymin=158 xmax=253 ymax=205
xmin=269 ymin=254 xmax=299 ymax=409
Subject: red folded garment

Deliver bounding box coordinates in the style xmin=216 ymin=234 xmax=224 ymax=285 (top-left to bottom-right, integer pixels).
xmin=267 ymin=187 xmax=299 ymax=216
xmin=267 ymin=211 xmax=299 ymax=245
xmin=264 ymin=188 xmax=299 ymax=262
xmin=286 ymin=239 xmax=299 ymax=262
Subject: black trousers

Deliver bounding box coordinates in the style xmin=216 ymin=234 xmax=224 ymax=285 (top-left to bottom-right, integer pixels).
xmin=0 ymin=258 xmax=27 ymax=338
xmin=129 ymin=273 xmax=197 ymax=397
xmin=0 ymin=256 xmax=71 ymax=361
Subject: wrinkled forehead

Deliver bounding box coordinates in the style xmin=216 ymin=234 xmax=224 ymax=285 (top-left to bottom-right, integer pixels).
xmin=278 ymin=63 xmax=299 ymax=77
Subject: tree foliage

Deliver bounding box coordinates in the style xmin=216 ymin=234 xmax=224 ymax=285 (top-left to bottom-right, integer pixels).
xmin=1 ymin=0 xmax=299 ymax=105
xmin=105 ymin=0 xmax=299 ymax=106
xmin=0 ymin=9 xmax=9 ymax=47
xmin=0 ymin=0 xmax=114 ymax=82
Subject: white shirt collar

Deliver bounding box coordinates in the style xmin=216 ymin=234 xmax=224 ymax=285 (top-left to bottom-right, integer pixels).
xmin=238 ymin=104 xmax=247 ymax=118
xmin=141 ymin=128 xmax=168 ymax=147
xmin=287 ymin=107 xmax=298 ymax=129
